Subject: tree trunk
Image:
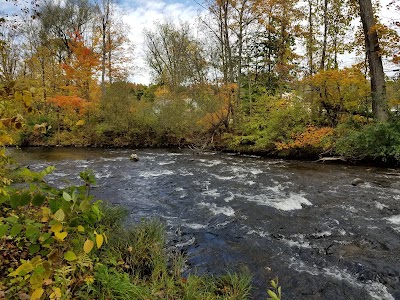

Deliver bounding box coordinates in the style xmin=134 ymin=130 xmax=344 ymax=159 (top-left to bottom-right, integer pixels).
xmin=320 ymin=0 xmax=328 ymax=71
xmin=358 ymin=0 xmax=389 ymax=122
xmin=101 ymin=0 xmax=110 ymax=95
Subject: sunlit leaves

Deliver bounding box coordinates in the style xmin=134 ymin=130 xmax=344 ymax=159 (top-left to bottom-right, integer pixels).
xmin=30 ymin=288 xmax=44 ymax=300
xmin=95 ymin=231 xmax=104 ymax=249
xmin=83 ymin=239 xmax=94 ymax=254
xmin=64 ymin=251 xmax=77 ymax=261
xmin=53 ymin=209 xmax=65 ymax=222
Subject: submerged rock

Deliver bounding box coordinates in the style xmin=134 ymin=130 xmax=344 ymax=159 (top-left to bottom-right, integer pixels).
xmin=351 ymin=178 xmax=364 ymax=186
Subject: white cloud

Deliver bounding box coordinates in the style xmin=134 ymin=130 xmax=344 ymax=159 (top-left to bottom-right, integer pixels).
xmin=119 ymin=0 xmax=202 ymax=84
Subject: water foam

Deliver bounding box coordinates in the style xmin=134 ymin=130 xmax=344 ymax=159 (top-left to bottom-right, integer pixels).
xmin=139 ymin=170 xmax=174 ymax=178
xmin=289 ymin=257 xmax=395 ymax=300
xmin=201 ymin=189 xmax=221 ymax=197
xmin=184 ymin=223 xmax=207 ymax=229
xmin=198 ymin=159 xmax=223 ymax=167
xmin=386 ymin=215 xmax=400 ymax=232
xmin=198 ymin=202 xmax=235 ymax=216
xmin=375 ymin=201 xmax=389 ymax=210
xmin=224 ymin=192 xmax=235 ymax=202
xmin=158 ymin=161 xmax=175 ymax=165
xmin=212 ymin=174 xmax=235 ymax=180
xmin=244 ymin=193 xmax=312 ymax=211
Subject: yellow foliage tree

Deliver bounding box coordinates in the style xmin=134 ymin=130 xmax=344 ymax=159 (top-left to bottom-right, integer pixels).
xmin=303 ymin=67 xmax=370 ymax=125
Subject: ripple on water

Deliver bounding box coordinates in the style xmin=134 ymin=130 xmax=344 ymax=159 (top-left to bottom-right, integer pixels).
xmin=201 ymin=189 xmax=221 ymax=198
xmin=198 ymin=202 xmax=235 ymax=217
xmin=289 ymin=257 xmax=395 ymax=300
xmin=198 ymin=159 xmax=223 ymax=167
xmin=386 ymin=215 xmax=400 ymax=232
xmin=158 ymin=161 xmax=176 ymax=165
xmin=211 ymin=174 xmax=235 ymax=180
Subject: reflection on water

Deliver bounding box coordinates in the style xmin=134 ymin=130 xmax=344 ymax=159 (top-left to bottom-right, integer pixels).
xmin=9 ymin=147 xmax=400 ymax=300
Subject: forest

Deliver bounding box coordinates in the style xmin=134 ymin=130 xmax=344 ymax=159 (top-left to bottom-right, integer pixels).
xmin=0 ymin=0 xmax=399 ymax=162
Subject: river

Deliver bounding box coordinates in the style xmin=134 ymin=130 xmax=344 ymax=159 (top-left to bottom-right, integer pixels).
xmin=9 ymin=147 xmax=400 ymax=299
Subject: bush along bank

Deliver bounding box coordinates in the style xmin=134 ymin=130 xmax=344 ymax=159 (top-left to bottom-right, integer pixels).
xmin=0 ymin=165 xmax=258 ymax=299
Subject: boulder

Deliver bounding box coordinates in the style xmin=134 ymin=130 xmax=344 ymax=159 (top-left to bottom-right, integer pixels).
xmin=130 ymin=153 xmax=139 ymax=161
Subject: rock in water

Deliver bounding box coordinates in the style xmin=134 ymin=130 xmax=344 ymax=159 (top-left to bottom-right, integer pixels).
xmin=130 ymin=154 xmax=139 ymax=161
xmin=351 ymin=178 xmax=364 ymax=186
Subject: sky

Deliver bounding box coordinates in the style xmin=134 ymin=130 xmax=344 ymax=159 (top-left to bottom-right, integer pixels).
xmin=118 ymin=0 xmax=204 ymax=84
xmin=116 ymin=0 xmax=399 ymax=84
xmin=0 ymin=0 xmax=398 ymax=84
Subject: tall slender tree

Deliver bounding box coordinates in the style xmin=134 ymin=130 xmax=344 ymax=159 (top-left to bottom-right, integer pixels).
xmin=358 ymin=0 xmax=389 ymax=121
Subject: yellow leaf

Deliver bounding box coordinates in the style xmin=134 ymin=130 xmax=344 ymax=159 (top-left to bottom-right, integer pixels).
xmin=54 ymin=231 xmax=68 ymax=242
xmin=77 ymin=225 xmax=85 ymax=232
xmin=75 ymin=119 xmax=85 ymax=126
xmin=84 ymin=275 xmax=94 ymax=284
xmin=103 ymin=233 xmax=108 ymax=244
xmin=41 ymin=207 xmax=51 ymax=223
xmin=83 ymin=239 xmax=94 ymax=254
xmin=50 ymin=287 xmax=62 ymax=300
xmin=8 ymin=262 xmax=33 ymax=277
xmin=50 ymin=223 xmax=62 ymax=233
xmin=31 ymin=288 xmax=44 ymax=300
xmin=96 ymin=233 xmax=104 ymax=249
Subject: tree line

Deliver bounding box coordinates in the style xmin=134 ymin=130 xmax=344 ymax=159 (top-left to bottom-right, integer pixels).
xmin=1 ymin=0 xmax=400 ymax=161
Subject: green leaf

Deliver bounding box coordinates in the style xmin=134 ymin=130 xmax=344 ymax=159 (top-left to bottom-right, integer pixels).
xmin=0 ymin=194 xmax=8 ymax=205
xmin=26 ymin=224 xmax=40 ymax=242
xmin=9 ymin=194 xmax=21 ymax=208
xmin=53 ymin=209 xmax=65 ymax=222
xmin=271 ymin=280 xmax=277 ymax=289
xmin=5 ymin=216 xmax=18 ymax=223
xmin=32 ymin=194 xmax=46 ymax=206
xmin=63 ymin=191 xmax=72 ymax=202
xmin=79 ymin=199 xmax=90 ymax=212
xmin=29 ymin=244 xmax=41 ymax=254
xmin=0 ymin=223 xmax=9 ymax=237
xmin=267 ymin=290 xmax=279 ymax=300
xmin=20 ymin=192 xmax=31 ymax=206
xmin=10 ymin=223 xmax=23 ymax=237
xmin=39 ymin=232 xmax=51 ymax=242
xmin=49 ymin=198 xmax=61 ymax=214
xmin=64 ymin=251 xmax=77 ymax=261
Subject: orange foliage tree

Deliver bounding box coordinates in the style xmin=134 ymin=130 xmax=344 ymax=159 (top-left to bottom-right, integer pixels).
xmin=61 ymin=31 xmax=100 ymax=100
xmin=275 ymin=125 xmax=334 ymax=152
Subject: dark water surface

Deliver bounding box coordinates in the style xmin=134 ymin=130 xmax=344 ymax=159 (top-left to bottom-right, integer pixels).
xmin=9 ymin=147 xmax=400 ymax=299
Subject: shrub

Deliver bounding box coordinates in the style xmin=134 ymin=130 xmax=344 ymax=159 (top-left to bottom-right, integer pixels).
xmin=335 ymin=120 xmax=400 ymax=162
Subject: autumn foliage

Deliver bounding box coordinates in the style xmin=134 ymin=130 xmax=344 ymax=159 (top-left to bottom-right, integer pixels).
xmin=276 ymin=126 xmax=334 ymax=151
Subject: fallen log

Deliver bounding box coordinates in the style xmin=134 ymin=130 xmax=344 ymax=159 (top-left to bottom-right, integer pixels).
xmin=316 ymin=156 xmax=347 ymax=163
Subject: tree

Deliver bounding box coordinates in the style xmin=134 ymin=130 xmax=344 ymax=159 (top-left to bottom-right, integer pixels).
xmin=358 ymin=0 xmax=389 ymax=122
xmin=251 ymin=0 xmax=303 ymax=91
xmin=95 ymin=0 xmax=131 ymax=92
xmin=144 ymin=20 xmax=207 ymax=89
xmin=38 ymin=0 xmax=95 ymax=62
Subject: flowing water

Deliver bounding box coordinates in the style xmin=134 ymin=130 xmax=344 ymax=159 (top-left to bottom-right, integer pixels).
xmin=9 ymin=147 xmax=400 ymax=299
